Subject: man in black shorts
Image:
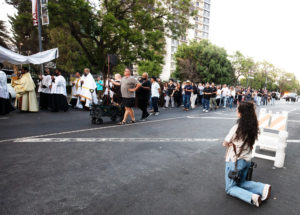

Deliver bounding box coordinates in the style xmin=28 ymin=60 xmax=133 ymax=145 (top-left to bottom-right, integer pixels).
xmin=112 ymin=68 xmax=141 ymax=124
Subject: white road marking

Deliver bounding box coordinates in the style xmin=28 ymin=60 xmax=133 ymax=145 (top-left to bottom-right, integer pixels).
xmin=187 ymin=116 xmax=237 ymax=120
xmin=288 ymin=120 xmax=300 ymax=123
xmin=0 ymin=117 xmax=8 ymax=120
xmin=287 ymin=140 xmax=300 ymax=143
xmin=0 ymin=115 xmax=189 ymax=143
xmin=14 ymin=137 xmax=221 ymax=143
xmin=288 ymin=108 xmax=297 ymax=113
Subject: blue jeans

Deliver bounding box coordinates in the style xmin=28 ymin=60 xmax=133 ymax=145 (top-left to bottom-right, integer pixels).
xmin=225 ymin=159 xmax=265 ymax=204
xmin=271 ymin=98 xmax=275 ymax=105
xmin=223 ymin=96 xmax=228 ymax=107
xmin=229 ymin=97 xmax=234 ymax=109
xmin=203 ymin=98 xmax=210 ymax=110
xmin=183 ymin=94 xmax=191 ymax=109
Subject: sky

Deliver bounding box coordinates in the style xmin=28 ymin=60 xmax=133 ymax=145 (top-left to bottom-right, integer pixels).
xmin=209 ymin=0 xmax=300 ymax=80
xmin=1 ymin=0 xmax=300 ymax=80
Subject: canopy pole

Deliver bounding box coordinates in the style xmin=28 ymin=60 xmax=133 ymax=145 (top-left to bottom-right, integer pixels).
xmin=37 ymin=0 xmax=43 ymax=75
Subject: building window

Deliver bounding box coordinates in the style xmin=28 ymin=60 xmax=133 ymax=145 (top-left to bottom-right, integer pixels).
xmin=195 ymin=24 xmax=198 ymax=29
xmin=204 ymin=10 xmax=210 ymax=17
xmin=196 ymin=2 xmax=199 ymax=6
xmin=203 ymin=17 xmax=209 ymax=24
xmin=204 ymin=3 xmax=210 ymax=10
xmin=195 ymin=16 xmax=198 ymax=21
xmin=203 ymin=25 xmax=209 ymax=31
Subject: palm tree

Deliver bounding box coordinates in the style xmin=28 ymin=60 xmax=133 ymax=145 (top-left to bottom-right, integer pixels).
xmin=0 ymin=20 xmax=10 ymax=48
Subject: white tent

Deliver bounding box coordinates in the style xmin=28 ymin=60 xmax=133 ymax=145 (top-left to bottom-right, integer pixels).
xmin=0 ymin=46 xmax=59 ymax=65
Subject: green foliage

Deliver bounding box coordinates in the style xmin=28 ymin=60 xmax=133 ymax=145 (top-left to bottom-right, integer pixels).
xmin=230 ymin=51 xmax=255 ymax=84
xmin=6 ymin=0 xmax=50 ymax=54
xmin=278 ymin=72 xmax=299 ymax=94
xmin=137 ymin=60 xmax=163 ymax=78
xmin=47 ymin=27 xmax=89 ymax=74
xmin=47 ymin=0 xmax=193 ymax=75
xmin=174 ymin=40 xmax=234 ymax=84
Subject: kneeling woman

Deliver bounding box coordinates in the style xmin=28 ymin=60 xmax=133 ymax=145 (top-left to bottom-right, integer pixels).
xmin=223 ymin=102 xmax=271 ymax=207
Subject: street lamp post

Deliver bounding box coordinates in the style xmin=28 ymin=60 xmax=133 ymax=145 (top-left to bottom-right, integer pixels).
xmin=36 ymin=0 xmax=44 ymax=75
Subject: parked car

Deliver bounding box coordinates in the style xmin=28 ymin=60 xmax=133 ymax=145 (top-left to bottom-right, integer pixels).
xmin=283 ymin=93 xmax=297 ymax=102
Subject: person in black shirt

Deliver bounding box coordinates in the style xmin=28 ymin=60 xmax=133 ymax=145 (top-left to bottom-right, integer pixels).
xmin=136 ymin=72 xmax=151 ymax=120
xmin=173 ymin=82 xmax=182 ymax=107
xmin=209 ymin=82 xmax=217 ymax=111
xmin=271 ymin=91 xmax=276 ymax=105
xmin=166 ymin=79 xmax=176 ymax=108
xmin=183 ymin=80 xmax=193 ymax=111
xmin=111 ymin=74 xmax=122 ymax=105
xmin=203 ymin=82 xmax=211 ymax=112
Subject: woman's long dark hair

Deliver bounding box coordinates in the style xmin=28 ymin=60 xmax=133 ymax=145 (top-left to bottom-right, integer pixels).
xmin=234 ymin=101 xmax=259 ymax=156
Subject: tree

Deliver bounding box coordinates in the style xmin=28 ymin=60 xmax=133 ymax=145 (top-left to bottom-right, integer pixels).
xmin=0 ymin=20 xmax=10 ymax=48
xmin=47 ymin=27 xmax=90 ymax=73
xmin=278 ymin=72 xmax=299 ymax=94
xmin=137 ymin=60 xmax=162 ymax=77
xmin=174 ymin=40 xmax=234 ymax=84
xmin=230 ymin=51 xmax=255 ymax=84
xmin=6 ymin=0 xmax=50 ymax=54
xmin=47 ymin=0 xmax=194 ymax=75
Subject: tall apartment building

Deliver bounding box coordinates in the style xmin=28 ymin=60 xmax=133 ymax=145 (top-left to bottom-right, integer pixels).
xmin=160 ymin=0 xmax=211 ymax=81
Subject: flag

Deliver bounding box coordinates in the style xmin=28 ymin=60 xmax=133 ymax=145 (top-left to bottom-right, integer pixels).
xmin=41 ymin=0 xmax=49 ymax=25
xmin=32 ymin=0 xmax=38 ymax=26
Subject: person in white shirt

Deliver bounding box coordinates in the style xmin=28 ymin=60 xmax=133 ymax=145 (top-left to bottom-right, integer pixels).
xmin=38 ymin=68 xmax=51 ymax=110
xmin=70 ymin=72 xmax=82 ymax=109
xmin=0 ymin=64 xmax=14 ymax=115
xmin=198 ymin=83 xmax=204 ymax=107
xmin=229 ymin=86 xmax=236 ymax=109
xmin=222 ymin=84 xmax=229 ymax=108
xmin=216 ymin=85 xmax=222 ymax=108
xmin=80 ymin=68 xmax=98 ymax=109
xmin=49 ymin=69 xmax=69 ymax=112
xmin=151 ymin=76 xmax=161 ymax=115
xmin=223 ymin=102 xmax=271 ymax=207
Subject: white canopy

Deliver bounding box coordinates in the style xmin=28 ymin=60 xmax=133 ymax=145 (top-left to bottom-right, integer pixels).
xmin=0 ymin=46 xmax=59 ymax=65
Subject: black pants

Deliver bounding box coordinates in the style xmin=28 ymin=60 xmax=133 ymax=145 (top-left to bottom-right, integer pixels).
xmin=49 ymin=94 xmax=69 ymax=112
xmin=39 ymin=92 xmax=49 ymax=109
xmin=198 ymin=95 xmax=203 ymax=105
xmin=137 ymin=98 xmax=149 ymax=118
xmin=152 ymin=97 xmax=159 ymax=113
xmin=216 ymin=98 xmax=220 ymax=106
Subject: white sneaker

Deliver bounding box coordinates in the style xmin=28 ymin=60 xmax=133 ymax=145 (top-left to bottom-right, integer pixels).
xmin=251 ymin=194 xmax=261 ymax=207
xmin=203 ymin=109 xmax=205 ymax=112
xmin=154 ymin=112 xmax=160 ymax=116
xmin=205 ymin=110 xmax=208 ymax=113
xmin=261 ymin=184 xmax=271 ymax=201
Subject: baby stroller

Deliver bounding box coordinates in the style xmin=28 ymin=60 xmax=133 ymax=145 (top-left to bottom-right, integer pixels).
xmin=89 ymin=89 xmax=124 ymax=124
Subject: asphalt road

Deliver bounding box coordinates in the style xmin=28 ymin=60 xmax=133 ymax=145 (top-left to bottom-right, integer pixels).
xmin=0 ymin=101 xmax=300 ymax=215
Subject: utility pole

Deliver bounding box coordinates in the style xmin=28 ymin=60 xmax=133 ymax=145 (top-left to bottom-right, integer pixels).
xmin=37 ymin=0 xmax=43 ymax=75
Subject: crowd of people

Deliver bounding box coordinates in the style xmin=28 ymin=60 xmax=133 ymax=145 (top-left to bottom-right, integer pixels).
xmin=0 ymin=64 xmax=283 ymax=121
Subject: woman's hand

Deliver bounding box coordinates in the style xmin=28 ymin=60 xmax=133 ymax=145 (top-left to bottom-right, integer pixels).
xmin=223 ymin=141 xmax=232 ymax=147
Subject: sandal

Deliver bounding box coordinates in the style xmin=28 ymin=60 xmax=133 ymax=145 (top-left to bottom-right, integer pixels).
xmin=129 ymin=120 xmax=136 ymax=124
xmin=118 ymin=121 xmax=126 ymax=125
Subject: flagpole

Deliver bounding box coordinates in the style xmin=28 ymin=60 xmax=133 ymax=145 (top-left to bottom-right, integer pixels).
xmin=36 ymin=0 xmax=43 ymax=75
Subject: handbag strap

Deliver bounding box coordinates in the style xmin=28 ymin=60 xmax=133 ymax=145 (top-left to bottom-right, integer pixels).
xmin=232 ymin=143 xmax=239 ymax=171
